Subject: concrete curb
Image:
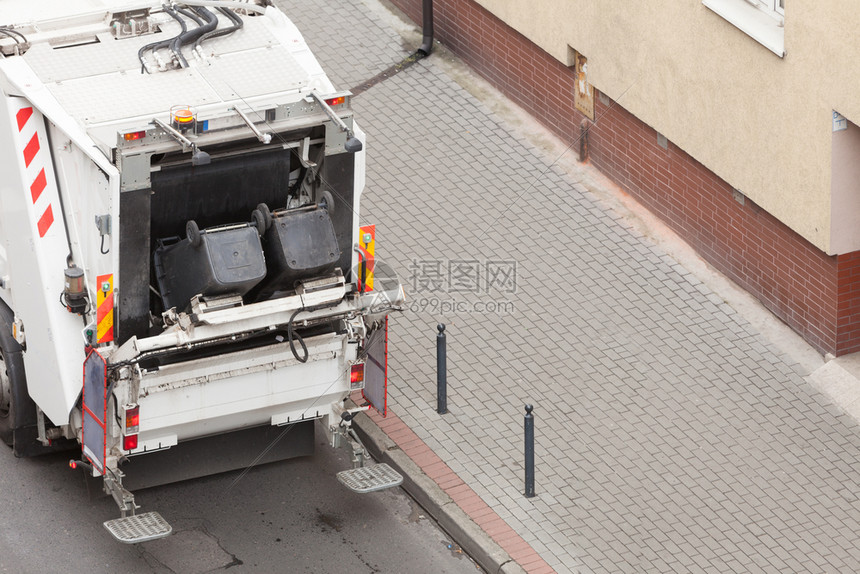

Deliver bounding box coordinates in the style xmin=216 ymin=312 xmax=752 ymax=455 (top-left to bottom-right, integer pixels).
xmin=351 ymin=408 xmax=527 ymax=574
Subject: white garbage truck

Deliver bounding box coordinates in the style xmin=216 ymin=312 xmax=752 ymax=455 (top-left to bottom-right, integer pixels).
xmin=0 ymin=0 xmax=404 ymax=543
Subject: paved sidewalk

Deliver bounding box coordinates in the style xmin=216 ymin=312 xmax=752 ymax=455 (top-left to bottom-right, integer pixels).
xmin=281 ymin=1 xmax=860 ymax=572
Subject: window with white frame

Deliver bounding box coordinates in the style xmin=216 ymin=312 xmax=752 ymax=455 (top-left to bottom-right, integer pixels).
xmin=703 ymin=0 xmax=785 ymax=57
xmin=757 ymin=0 xmax=785 ymax=18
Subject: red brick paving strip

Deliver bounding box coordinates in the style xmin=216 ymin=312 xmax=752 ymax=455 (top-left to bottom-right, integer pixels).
xmin=363 ymin=404 xmax=557 ymax=573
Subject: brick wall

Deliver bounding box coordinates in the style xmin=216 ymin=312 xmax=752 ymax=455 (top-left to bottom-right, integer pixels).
xmin=390 ymin=0 xmax=860 ymax=356
xmin=837 ymin=252 xmax=860 ymax=354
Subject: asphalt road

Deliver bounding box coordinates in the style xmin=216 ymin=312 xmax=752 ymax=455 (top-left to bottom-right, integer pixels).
xmin=0 ymin=426 xmax=481 ymax=574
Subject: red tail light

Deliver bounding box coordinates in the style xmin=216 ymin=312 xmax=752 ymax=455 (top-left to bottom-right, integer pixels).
xmin=124 ymin=404 xmax=140 ymax=434
xmin=123 ymin=130 xmax=146 ymax=141
xmin=123 ymin=434 xmax=138 ymax=451
xmin=350 ymin=363 xmax=365 ymax=384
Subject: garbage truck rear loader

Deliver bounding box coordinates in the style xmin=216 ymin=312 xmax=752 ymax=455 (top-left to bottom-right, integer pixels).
xmin=0 ymin=0 xmax=403 ymax=542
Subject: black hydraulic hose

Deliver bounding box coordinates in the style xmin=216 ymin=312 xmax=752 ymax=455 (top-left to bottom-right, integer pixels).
xmin=194 ymin=7 xmax=243 ymax=53
xmin=0 ymin=30 xmax=21 ymax=46
xmin=175 ymin=6 xmax=203 ymax=25
xmin=0 ymin=28 xmax=25 ymax=44
xmin=287 ymin=308 xmax=309 ymax=364
xmin=172 ymin=6 xmax=218 ymax=68
xmin=138 ymin=5 xmax=186 ymax=73
xmin=417 ymin=0 xmax=434 ymax=56
xmin=286 ymin=300 xmax=342 ymax=364
xmin=220 ymin=6 xmax=244 ymax=30
xmin=171 ymin=7 xmax=203 ymax=68
xmin=197 ymin=7 xmax=221 ymax=38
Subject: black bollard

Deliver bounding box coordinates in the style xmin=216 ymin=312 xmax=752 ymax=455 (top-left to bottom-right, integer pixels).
xmin=436 ymin=324 xmax=447 ymax=414
xmin=524 ymin=404 xmax=535 ymax=498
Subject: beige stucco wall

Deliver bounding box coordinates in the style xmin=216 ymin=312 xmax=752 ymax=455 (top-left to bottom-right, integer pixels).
xmin=476 ymin=0 xmax=860 ymax=254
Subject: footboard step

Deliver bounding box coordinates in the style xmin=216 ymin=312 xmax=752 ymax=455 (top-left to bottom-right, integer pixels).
xmin=104 ymin=511 xmax=173 ymax=544
xmin=337 ymin=463 xmax=403 ymax=493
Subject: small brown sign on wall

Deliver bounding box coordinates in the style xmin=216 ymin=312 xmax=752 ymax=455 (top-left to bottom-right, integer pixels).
xmin=573 ymin=50 xmax=594 ymax=120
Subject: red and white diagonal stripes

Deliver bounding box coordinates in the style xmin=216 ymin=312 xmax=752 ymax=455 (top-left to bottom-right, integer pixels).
xmin=15 ymin=105 xmax=54 ymax=238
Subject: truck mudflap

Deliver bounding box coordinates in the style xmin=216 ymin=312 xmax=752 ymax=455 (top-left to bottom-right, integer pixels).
xmin=362 ymin=316 xmax=388 ymax=416
xmin=82 ymin=349 xmax=107 ymax=474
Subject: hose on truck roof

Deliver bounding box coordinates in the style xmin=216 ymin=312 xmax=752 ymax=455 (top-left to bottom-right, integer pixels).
xmin=138 ymin=5 xmax=241 ymax=73
xmin=171 ymin=7 xmax=202 ymax=68
xmin=172 ymin=6 xmax=218 ymax=68
xmin=195 ymin=7 xmax=244 ymax=54
xmin=0 ymin=28 xmax=26 ymax=45
xmin=138 ymin=5 xmax=187 ymax=73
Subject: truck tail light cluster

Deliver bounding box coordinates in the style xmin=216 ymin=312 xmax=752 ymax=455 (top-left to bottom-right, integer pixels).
xmin=122 ymin=404 xmax=139 ymax=451
xmin=123 ymin=130 xmax=146 ymax=141
xmin=123 ymin=434 xmax=138 ymax=451
xmin=350 ymin=363 xmax=365 ymax=390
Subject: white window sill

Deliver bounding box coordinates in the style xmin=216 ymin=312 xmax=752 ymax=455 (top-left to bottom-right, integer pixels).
xmin=703 ymin=0 xmax=785 ymax=57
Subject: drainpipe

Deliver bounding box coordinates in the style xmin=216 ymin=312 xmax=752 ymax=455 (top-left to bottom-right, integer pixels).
xmin=579 ymin=118 xmax=590 ymax=162
xmin=417 ymin=0 xmax=434 ymax=57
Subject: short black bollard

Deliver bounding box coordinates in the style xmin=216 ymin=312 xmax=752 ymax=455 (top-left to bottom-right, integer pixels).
xmin=524 ymin=404 xmax=535 ymax=498
xmin=436 ymin=324 xmax=447 ymax=414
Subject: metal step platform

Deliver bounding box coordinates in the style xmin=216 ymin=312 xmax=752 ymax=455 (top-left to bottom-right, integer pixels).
xmin=103 ymin=511 xmax=173 ymax=544
xmin=337 ymin=463 xmax=403 ymax=493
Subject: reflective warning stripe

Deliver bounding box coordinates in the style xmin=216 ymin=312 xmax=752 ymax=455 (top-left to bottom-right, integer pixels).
xmin=359 ymin=224 xmax=376 ymax=291
xmin=15 ymin=105 xmax=54 ymax=238
xmin=22 ymin=132 xmax=39 ymax=167
xmin=30 ymin=168 xmax=46 ymax=202
xmin=15 ymin=107 xmax=32 ymax=130
xmin=96 ymin=274 xmax=114 ymax=344
xmin=37 ymin=205 xmax=54 ymax=238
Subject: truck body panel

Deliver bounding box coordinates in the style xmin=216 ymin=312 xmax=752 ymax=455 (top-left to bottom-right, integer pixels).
xmin=0 ymin=95 xmax=85 ymax=423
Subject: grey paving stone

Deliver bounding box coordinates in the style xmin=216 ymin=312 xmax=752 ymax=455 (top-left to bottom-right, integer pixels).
xmin=278 ymin=1 xmax=860 ymax=572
